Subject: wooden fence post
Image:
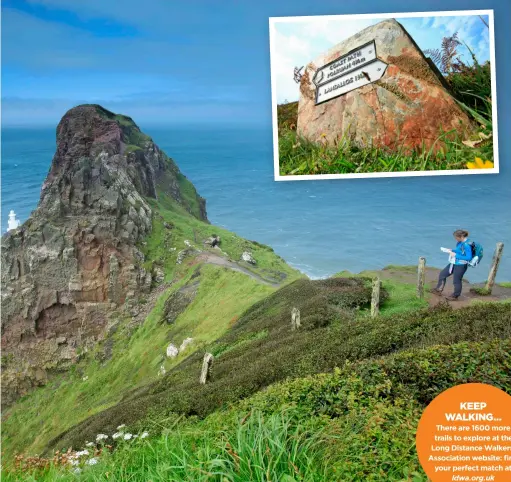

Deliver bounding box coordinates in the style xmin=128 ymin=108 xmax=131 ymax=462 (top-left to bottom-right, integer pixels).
xmin=199 ymin=353 xmax=213 ymax=384
xmin=417 ymin=257 xmax=426 ymax=299
xmin=485 ymin=242 xmax=504 ymax=294
xmin=291 ymin=307 xmax=301 ymax=330
xmin=371 ymin=277 xmax=380 ymax=318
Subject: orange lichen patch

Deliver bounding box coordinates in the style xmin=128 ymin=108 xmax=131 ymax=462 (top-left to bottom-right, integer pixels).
xmin=374 ymin=80 xmax=413 ymax=105
xmin=386 ymin=64 xmax=400 ymax=77
xmin=361 ymin=88 xmax=385 ymax=146
xmin=387 ymin=53 xmax=441 ymax=86
xmin=374 ymin=72 xmax=474 ymax=152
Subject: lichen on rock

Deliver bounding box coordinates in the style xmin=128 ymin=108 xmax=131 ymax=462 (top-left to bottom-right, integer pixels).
xmin=297 ymin=19 xmax=475 ymax=152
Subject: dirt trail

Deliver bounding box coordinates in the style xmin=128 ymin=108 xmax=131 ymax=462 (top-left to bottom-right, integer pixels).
xmin=192 ymin=252 xmax=283 ymax=288
xmin=190 ymin=254 xmax=511 ymax=308
xmin=374 ymin=266 xmax=511 ymax=309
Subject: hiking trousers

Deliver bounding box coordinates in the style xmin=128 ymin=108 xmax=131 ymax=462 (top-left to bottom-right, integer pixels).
xmin=436 ymin=263 xmax=468 ymax=297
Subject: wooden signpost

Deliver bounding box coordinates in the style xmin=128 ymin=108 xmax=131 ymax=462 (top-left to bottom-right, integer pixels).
xmin=199 ymin=353 xmax=213 ymax=385
xmin=371 ymin=277 xmax=381 ymax=317
xmin=417 ymin=257 xmax=426 ymax=299
xmin=485 ymin=242 xmax=504 ymax=294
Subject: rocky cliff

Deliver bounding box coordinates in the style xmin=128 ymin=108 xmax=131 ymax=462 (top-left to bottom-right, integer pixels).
xmin=1 ymin=104 xmax=207 ymax=407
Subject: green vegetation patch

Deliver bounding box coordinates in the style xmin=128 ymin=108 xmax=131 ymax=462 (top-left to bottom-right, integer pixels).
xmin=278 ymin=127 xmax=492 ymax=175
xmin=470 ymin=286 xmax=491 ymax=296
xmin=5 ymin=338 xmax=510 ymax=481
xmin=142 ymin=190 xmax=302 ymax=284
xmin=176 ymin=172 xmax=204 ymax=219
xmin=1 ymin=265 xmax=275 ymax=461
xmin=124 ymin=144 xmax=143 ymax=154
xmin=44 ymin=298 xmax=510 ymax=453
xmin=333 ymin=267 xmax=428 ymax=316
xmin=277 ymin=100 xmax=298 ymax=134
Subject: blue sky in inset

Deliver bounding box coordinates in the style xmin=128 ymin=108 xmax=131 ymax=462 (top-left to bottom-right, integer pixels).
xmin=0 ymin=1 xmax=496 ymax=125
xmin=272 ymin=13 xmax=491 ymax=103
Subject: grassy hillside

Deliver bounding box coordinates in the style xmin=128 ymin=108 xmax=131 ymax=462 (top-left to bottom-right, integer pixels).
xmin=1 ymin=191 xmax=302 ymax=462
xmin=5 ymin=320 xmax=510 ymax=480
xmin=3 ymin=175 xmax=510 ymax=481
xmin=41 ymin=294 xmax=511 ymax=454
xmin=143 ymin=189 xmax=299 ymax=285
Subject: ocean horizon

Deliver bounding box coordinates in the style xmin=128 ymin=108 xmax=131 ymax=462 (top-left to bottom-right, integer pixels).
xmin=2 ymin=124 xmax=510 ymax=282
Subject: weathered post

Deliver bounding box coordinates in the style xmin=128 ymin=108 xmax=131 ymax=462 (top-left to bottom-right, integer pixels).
xmin=199 ymin=353 xmax=213 ymax=384
xmin=371 ymin=277 xmax=380 ymax=318
xmin=417 ymin=257 xmax=426 ymax=299
xmin=291 ymin=307 xmax=301 ymax=330
xmin=485 ymin=242 xmax=504 ymax=294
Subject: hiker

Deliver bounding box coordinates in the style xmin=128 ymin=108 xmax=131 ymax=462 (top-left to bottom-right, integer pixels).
xmin=431 ymin=229 xmax=474 ymax=301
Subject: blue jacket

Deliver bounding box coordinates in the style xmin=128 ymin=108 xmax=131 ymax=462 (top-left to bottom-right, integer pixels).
xmin=451 ymin=240 xmax=474 ymax=265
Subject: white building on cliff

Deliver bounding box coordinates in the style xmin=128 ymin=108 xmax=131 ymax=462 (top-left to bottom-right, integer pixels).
xmin=7 ymin=210 xmax=21 ymax=232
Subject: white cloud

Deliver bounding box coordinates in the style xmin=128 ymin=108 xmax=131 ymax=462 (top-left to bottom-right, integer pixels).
xmin=271 ymin=28 xmax=312 ymax=103
xmin=300 ymin=17 xmax=376 ymax=46
xmin=271 ymin=17 xmax=377 ymax=103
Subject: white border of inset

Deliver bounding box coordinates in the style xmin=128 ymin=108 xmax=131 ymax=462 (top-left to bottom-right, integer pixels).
xmin=269 ymin=9 xmax=498 ymax=181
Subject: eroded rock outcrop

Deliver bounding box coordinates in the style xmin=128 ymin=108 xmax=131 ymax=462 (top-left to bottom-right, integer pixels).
xmin=1 ymin=104 xmax=207 ymax=406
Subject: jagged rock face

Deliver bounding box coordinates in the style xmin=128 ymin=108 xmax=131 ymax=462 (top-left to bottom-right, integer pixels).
xmin=1 ymin=104 xmax=207 ymax=407
xmin=297 ymin=19 xmax=475 ymax=151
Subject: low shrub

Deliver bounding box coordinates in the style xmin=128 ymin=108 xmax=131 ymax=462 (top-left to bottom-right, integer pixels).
xmin=45 ymin=301 xmax=511 ymax=453
xmin=8 ymin=339 xmax=509 ymax=481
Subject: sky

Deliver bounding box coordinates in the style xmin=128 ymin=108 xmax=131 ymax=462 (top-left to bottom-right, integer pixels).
xmin=0 ymin=1 xmax=504 ymax=127
xmin=272 ymin=13 xmax=491 ymax=103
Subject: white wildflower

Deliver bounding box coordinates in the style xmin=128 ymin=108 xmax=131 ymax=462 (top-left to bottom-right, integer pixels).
xmin=75 ymin=450 xmax=89 ymax=457
xmin=95 ymin=434 xmax=108 ymax=442
xmin=82 ymin=376 xmax=88 ymax=381
xmin=112 ymin=432 xmax=123 ymax=439
xmin=123 ymin=433 xmax=133 ymax=440
xmin=116 ymin=424 xmax=126 ymax=430
xmin=141 ymin=431 xmax=149 ymax=439
xmin=85 ymin=442 xmax=94 ymax=447
xmin=70 ymin=459 xmax=79 ymax=466
xmin=86 ymin=457 xmax=98 ymax=466
xmin=73 ymin=468 xmax=82 ymax=474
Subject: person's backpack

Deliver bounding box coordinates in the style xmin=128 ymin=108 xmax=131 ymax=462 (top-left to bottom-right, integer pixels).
xmin=466 ymin=240 xmax=483 ymax=267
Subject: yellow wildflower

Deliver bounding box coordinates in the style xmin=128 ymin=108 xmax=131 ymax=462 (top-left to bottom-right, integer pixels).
xmin=466 ymin=157 xmax=494 ymax=169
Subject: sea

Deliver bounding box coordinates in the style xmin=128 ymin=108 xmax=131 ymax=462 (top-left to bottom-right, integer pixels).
xmin=2 ymin=125 xmax=510 ymax=282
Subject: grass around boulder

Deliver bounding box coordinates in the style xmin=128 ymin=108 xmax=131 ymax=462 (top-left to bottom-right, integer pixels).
xmin=276 ymin=60 xmax=494 ymax=176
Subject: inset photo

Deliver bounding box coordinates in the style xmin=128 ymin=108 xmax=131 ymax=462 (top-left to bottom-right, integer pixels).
xmin=269 ymin=10 xmax=498 ymax=180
